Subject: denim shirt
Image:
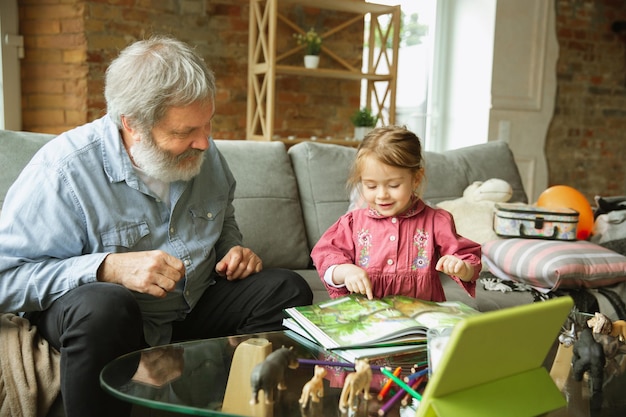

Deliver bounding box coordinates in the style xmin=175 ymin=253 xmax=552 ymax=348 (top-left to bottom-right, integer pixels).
xmin=0 ymin=115 xmax=241 ymax=345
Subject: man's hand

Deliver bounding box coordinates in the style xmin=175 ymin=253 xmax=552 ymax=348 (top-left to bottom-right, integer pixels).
xmin=215 ymin=245 xmax=262 ymax=280
xmin=97 ymin=250 xmax=185 ymax=297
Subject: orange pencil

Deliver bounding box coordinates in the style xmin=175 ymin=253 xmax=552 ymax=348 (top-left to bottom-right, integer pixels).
xmin=377 ymin=366 xmax=401 ymax=400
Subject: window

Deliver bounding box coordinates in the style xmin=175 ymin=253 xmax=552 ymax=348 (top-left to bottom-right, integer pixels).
xmin=365 ymin=0 xmax=437 ymax=147
xmin=366 ymin=0 xmax=496 ymax=152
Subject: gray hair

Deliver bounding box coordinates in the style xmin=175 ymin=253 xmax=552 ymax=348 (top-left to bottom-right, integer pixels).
xmin=105 ymin=36 xmax=216 ymax=131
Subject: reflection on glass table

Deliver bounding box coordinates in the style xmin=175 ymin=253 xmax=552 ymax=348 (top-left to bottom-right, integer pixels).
xmin=100 ymin=331 xmax=427 ymax=417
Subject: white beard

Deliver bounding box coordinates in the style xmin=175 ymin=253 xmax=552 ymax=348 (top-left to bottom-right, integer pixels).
xmin=130 ymin=132 xmax=205 ymax=183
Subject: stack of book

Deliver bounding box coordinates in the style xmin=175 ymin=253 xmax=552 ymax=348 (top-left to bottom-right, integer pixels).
xmin=283 ymin=294 xmax=479 ymax=363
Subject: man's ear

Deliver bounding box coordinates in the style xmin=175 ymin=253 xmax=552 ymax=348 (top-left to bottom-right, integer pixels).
xmin=120 ymin=115 xmax=142 ymax=150
xmin=120 ymin=115 xmax=135 ymax=134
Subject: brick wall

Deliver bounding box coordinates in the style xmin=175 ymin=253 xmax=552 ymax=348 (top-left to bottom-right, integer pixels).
xmin=19 ymin=1 xmax=88 ymax=133
xmin=18 ymin=0 xmax=361 ymax=140
xmin=17 ymin=0 xmax=626 ymax=200
xmin=548 ymin=0 xmax=626 ymax=200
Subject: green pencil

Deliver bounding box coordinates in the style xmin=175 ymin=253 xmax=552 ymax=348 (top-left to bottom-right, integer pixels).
xmin=380 ymin=367 xmax=423 ymax=401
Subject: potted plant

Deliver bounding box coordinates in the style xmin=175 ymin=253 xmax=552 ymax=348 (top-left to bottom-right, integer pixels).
xmin=350 ymin=107 xmax=377 ymax=141
xmin=293 ymin=28 xmax=322 ymax=68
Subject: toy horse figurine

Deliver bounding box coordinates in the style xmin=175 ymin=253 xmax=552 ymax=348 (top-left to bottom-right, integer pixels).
xmin=299 ymin=365 xmax=327 ymax=408
xmin=572 ymin=327 xmax=606 ymax=393
xmin=338 ymin=358 xmax=372 ymax=412
xmin=250 ymin=346 xmax=299 ymax=404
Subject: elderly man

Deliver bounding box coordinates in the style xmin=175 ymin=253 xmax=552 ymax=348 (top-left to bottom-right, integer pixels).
xmin=0 ymin=36 xmax=312 ymax=416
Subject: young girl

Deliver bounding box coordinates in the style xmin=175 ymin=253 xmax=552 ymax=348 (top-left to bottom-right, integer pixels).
xmin=311 ymin=126 xmax=481 ymax=301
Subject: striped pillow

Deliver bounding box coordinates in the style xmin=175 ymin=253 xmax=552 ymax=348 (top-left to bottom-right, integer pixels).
xmin=482 ymin=238 xmax=626 ymax=290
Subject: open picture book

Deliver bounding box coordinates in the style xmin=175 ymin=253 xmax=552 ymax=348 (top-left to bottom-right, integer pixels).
xmin=283 ymin=294 xmax=479 ymax=350
xmin=285 ymin=328 xmax=429 ymax=363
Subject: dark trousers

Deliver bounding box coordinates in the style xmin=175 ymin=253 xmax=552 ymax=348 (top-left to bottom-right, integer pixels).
xmin=33 ymin=268 xmax=312 ymax=417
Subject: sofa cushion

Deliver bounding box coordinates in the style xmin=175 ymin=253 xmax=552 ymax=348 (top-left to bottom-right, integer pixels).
xmin=482 ymin=238 xmax=626 ymax=291
xmin=288 ymin=142 xmax=356 ymax=251
xmin=215 ymin=140 xmax=311 ymax=269
xmin=0 ymin=130 xmax=54 ymax=208
xmin=423 ymin=141 xmax=528 ymax=205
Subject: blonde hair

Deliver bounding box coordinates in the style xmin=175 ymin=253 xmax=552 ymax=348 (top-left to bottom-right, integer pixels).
xmin=348 ymin=126 xmax=425 ymax=196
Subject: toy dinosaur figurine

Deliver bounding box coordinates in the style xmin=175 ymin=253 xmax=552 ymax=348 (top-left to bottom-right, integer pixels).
xmin=250 ymin=346 xmax=299 ymax=404
xmin=299 ymin=365 xmax=327 ymax=408
xmin=338 ymin=358 xmax=372 ymax=412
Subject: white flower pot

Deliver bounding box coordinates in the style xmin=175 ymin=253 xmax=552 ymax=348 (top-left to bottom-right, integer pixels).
xmin=304 ymin=55 xmax=320 ymax=69
xmin=354 ymin=126 xmax=373 ymax=141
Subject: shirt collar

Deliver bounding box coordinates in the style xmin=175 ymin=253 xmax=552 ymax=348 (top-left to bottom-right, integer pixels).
xmin=366 ymin=197 xmax=425 ymax=219
xmin=100 ymin=114 xmax=142 ymax=187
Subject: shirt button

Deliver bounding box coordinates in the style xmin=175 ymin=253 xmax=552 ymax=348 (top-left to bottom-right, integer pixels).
xmin=156 ymin=198 xmax=161 ymax=203
xmin=170 ymin=227 xmax=175 ymax=234
xmin=207 ymin=212 xmax=213 ymax=219
xmin=184 ymin=259 xmax=191 ymax=266
xmin=387 ymin=259 xmax=393 ymax=265
xmin=391 ymin=218 xmax=397 ymax=223
xmin=185 ymin=290 xmax=190 ymax=296
xmin=389 ymin=235 xmax=396 ymax=241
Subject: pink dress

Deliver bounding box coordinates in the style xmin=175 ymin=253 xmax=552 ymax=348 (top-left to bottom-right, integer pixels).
xmin=311 ymin=199 xmax=481 ymax=301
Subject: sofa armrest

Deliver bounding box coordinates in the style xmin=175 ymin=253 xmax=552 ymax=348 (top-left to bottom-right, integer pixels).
xmin=0 ymin=130 xmax=55 ymax=207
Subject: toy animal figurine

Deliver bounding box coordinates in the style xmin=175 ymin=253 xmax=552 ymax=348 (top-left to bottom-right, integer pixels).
xmin=587 ymin=312 xmax=626 ymax=342
xmin=610 ymin=320 xmax=626 ymax=342
xmin=298 ymin=365 xmax=327 ymax=408
xmin=338 ymin=358 xmax=372 ymax=412
xmin=250 ymin=346 xmax=299 ymax=405
xmin=572 ymin=327 xmax=606 ymax=393
xmin=559 ymin=322 xmax=576 ymax=347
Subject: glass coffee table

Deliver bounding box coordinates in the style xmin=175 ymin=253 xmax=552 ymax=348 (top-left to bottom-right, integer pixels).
xmin=101 ymin=331 xmax=626 ymax=417
xmin=100 ymin=331 xmax=428 ymax=417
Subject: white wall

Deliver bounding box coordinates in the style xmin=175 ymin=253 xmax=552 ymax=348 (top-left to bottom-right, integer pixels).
xmin=489 ymin=0 xmax=557 ymax=201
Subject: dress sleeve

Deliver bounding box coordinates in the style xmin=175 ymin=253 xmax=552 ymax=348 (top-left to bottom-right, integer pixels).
xmin=432 ymin=208 xmax=482 ymax=297
xmin=310 ymin=212 xmax=358 ymax=298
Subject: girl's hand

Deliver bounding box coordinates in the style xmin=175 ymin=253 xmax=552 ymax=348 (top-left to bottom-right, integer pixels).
xmin=333 ymin=264 xmax=374 ymax=300
xmin=436 ymin=255 xmax=474 ymax=282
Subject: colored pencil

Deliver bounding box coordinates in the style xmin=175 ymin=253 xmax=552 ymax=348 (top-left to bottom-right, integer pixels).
xmin=405 ymin=367 xmax=429 ymax=382
xmin=378 ymin=384 xmax=406 ymax=416
xmin=401 ymin=377 xmax=424 ymax=406
xmin=380 ymin=367 xmax=422 ymax=401
xmin=377 ymin=366 xmax=401 ymax=400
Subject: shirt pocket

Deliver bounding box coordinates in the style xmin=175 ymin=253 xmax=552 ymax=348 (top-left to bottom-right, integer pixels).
xmin=189 ymin=198 xmax=227 ymax=230
xmin=101 ymin=221 xmax=152 ymax=252
xmin=188 ymin=198 xmax=228 ymax=248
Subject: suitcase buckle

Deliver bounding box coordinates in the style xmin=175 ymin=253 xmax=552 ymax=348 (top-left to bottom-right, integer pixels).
xmin=534 ymin=216 xmax=545 ymax=229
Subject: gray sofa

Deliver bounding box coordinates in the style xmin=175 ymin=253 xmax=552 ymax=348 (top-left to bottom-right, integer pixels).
xmin=2 ymin=129 xmax=620 ymax=417
xmin=0 ymin=129 xmax=535 ymax=312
